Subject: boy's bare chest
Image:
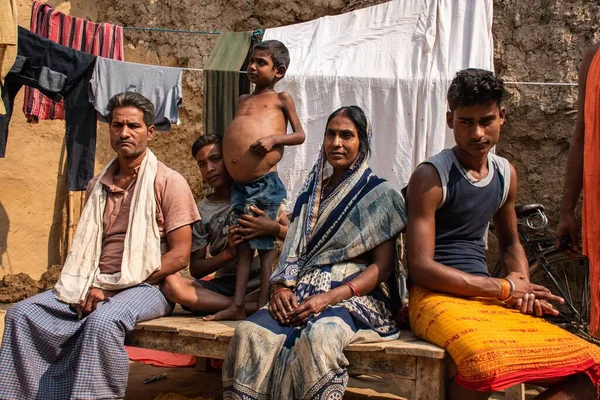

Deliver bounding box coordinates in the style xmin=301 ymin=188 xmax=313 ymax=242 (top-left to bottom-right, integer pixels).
xmin=236 ymin=96 xmax=282 ymax=117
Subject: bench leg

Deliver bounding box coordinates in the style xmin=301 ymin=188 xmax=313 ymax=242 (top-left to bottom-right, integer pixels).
xmin=505 ymin=384 xmax=525 ymax=400
xmin=194 ymin=356 xmax=210 ymax=372
xmin=415 ymin=357 xmax=445 ymax=400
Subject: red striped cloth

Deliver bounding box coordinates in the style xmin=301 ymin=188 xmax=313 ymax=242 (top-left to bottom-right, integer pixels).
xmin=24 ymin=1 xmax=124 ymax=121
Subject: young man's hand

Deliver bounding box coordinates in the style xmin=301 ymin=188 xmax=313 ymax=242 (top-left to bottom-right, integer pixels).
xmin=227 ymin=226 xmax=244 ymax=256
xmin=504 ymin=272 xmax=564 ymax=317
xmin=249 ymin=136 xmax=277 ymax=155
xmin=237 ymin=205 xmax=279 ymax=239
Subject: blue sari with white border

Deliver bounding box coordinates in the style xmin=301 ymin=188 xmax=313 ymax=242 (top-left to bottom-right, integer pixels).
xmin=223 ymin=135 xmax=407 ymax=400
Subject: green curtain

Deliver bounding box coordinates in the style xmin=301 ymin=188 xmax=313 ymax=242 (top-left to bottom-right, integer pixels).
xmin=203 ymin=31 xmax=253 ymax=136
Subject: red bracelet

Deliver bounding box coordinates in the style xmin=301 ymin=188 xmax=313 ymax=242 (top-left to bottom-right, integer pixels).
xmin=222 ymin=248 xmax=234 ymax=262
xmin=344 ymin=281 xmax=361 ymax=297
xmin=271 ymin=287 xmax=292 ymax=299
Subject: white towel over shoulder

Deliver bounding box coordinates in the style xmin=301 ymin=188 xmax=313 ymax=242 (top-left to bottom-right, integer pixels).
xmin=54 ymin=150 xmax=162 ymax=304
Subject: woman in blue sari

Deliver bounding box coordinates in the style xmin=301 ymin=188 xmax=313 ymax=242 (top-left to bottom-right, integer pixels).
xmin=223 ymin=106 xmax=407 ymax=399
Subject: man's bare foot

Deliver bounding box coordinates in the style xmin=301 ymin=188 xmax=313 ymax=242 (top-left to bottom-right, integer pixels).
xmin=203 ymin=305 xmax=247 ymax=321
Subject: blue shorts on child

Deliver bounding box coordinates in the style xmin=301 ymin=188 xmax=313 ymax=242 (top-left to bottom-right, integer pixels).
xmin=229 ymin=171 xmax=287 ymax=250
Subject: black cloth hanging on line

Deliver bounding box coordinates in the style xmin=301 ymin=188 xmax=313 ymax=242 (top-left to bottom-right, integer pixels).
xmin=0 ymin=27 xmax=97 ymax=191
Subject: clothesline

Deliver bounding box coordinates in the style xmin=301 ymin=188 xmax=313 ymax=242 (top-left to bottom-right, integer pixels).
xmin=504 ymin=81 xmax=577 ymax=86
xmin=123 ymin=26 xmax=220 ymax=35
xmin=165 ymin=67 xmax=579 ymax=86
xmin=121 ymin=26 xmax=264 ymax=37
xmin=179 ymin=67 xmax=248 ymax=73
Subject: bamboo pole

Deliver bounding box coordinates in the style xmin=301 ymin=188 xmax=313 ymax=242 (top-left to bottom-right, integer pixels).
xmin=67 ymin=191 xmax=75 ymax=253
xmin=79 ymin=191 xmax=85 ymax=219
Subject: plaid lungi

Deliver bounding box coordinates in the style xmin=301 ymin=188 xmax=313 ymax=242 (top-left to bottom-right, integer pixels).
xmin=0 ymin=283 xmax=172 ymax=400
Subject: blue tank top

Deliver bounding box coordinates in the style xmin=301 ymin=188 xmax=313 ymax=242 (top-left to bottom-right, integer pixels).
xmin=424 ymin=149 xmax=511 ymax=277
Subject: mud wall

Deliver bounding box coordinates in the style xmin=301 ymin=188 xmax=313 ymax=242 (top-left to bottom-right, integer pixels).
xmin=0 ymin=0 xmax=93 ymax=280
xmin=1 ymin=0 xmax=599 ymax=280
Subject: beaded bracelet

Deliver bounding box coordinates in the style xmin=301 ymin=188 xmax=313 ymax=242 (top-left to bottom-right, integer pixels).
xmin=344 ymin=281 xmax=361 ymax=297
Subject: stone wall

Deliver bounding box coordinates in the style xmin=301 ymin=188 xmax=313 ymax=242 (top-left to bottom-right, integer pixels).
xmin=488 ymin=0 xmax=600 ymax=261
xmin=1 ymin=0 xmax=599 ymax=280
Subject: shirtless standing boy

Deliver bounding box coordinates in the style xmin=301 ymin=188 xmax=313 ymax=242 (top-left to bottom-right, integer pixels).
xmin=205 ymin=40 xmax=305 ymax=321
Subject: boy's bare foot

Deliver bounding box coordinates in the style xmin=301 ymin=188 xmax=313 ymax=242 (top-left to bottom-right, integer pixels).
xmin=202 ymin=305 xmax=247 ymax=321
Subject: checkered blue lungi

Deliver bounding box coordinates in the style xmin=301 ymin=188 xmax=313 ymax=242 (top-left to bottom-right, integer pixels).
xmin=0 ymin=283 xmax=173 ymax=400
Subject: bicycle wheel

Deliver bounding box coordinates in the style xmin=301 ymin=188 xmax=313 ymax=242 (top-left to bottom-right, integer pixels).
xmin=529 ymin=251 xmax=598 ymax=344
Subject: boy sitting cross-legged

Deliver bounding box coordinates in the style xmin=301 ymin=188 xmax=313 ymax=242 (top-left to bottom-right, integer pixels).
xmin=161 ymin=134 xmax=289 ymax=315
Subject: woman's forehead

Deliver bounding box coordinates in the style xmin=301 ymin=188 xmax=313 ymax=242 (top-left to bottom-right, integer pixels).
xmin=326 ymin=114 xmax=356 ymax=130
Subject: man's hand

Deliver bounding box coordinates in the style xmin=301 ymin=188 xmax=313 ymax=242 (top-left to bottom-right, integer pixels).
xmin=249 ymin=136 xmax=277 ymax=156
xmin=77 ymin=288 xmax=117 ymax=317
xmin=555 ymin=212 xmax=580 ymax=252
xmin=237 ymin=205 xmax=278 ymax=240
xmin=504 ymin=272 xmax=564 ymax=316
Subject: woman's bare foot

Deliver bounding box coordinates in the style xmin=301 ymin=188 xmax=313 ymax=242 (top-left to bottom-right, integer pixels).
xmin=203 ymin=304 xmax=247 ymax=321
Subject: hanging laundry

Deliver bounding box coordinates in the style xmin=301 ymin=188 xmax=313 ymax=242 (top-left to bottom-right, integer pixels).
xmin=262 ymin=0 xmax=494 ymax=211
xmin=89 ymin=57 xmax=182 ymax=131
xmin=0 ymin=27 xmax=97 ymax=191
xmin=0 ymin=0 xmax=17 ymax=115
xmin=24 ymin=1 xmax=124 ymax=121
xmin=203 ymin=31 xmax=254 ymax=135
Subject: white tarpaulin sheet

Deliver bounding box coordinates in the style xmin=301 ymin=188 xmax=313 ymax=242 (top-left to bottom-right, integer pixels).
xmin=263 ymin=0 xmax=494 ymax=210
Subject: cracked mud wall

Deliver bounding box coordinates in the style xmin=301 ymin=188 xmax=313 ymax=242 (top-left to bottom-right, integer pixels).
xmin=489 ymin=0 xmax=600 ymax=262
xmin=1 ymin=0 xmax=599 ymax=283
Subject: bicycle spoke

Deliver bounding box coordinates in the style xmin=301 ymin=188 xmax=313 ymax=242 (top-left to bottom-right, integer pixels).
xmin=530 ymin=252 xmax=590 ymax=338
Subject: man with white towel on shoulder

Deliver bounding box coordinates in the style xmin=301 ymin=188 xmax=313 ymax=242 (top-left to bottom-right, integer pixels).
xmin=0 ymin=91 xmax=200 ymax=400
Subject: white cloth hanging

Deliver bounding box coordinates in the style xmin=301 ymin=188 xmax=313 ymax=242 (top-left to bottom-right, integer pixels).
xmin=263 ymin=0 xmax=494 ymax=210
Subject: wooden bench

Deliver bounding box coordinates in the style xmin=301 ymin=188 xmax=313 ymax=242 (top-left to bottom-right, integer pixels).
xmin=126 ymin=312 xmax=448 ymax=399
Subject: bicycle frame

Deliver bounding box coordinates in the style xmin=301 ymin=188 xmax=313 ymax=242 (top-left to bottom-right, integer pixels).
xmin=517 ymin=210 xmax=584 ymax=324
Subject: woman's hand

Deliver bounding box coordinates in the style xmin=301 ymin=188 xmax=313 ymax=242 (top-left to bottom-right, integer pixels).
xmin=504 ymin=272 xmax=564 ymax=316
xmin=237 ymin=205 xmax=279 ymax=240
xmin=287 ymin=292 xmax=335 ymax=326
xmin=268 ymin=288 xmax=298 ymax=325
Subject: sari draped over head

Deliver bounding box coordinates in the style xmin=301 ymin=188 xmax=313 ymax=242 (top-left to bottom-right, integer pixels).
xmin=223 ymin=121 xmax=408 ymax=400
xmin=270 ymin=126 xmax=409 ymax=334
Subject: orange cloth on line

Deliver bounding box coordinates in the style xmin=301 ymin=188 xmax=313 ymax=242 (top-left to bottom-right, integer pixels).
xmin=583 ymin=48 xmax=600 ymax=337
xmin=408 ymin=286 xmax=600 ymax=393
xmin=125 ymin=346 xmax=196 ymax=368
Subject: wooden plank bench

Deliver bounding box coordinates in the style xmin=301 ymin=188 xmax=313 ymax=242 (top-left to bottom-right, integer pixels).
xmin=125 ymin=311 xmax=447 ymax=399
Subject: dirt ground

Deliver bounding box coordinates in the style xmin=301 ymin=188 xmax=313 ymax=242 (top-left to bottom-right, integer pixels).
xmin=120 ymin=364 xmax=535 ymax=400
xmin=125 ymin=363 xmax=408 ymax=400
